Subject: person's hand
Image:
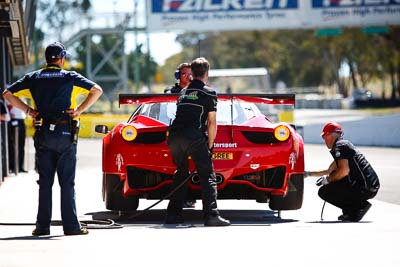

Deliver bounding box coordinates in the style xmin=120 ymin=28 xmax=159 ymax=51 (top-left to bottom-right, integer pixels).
xmin=65 ymin=108 xmax=81 ymax=119
xmin=316 ymin=176 xmax=330 ymax=186
xmin=27 ymin=108 xmax=39 ymax=119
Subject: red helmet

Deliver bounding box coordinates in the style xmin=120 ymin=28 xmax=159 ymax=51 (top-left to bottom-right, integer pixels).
xmin=321 ymin=122 xmax=343 ymax=136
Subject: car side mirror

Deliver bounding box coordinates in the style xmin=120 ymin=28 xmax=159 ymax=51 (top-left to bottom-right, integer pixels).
xmin=95 ymin=125 xmax=109 ymax=134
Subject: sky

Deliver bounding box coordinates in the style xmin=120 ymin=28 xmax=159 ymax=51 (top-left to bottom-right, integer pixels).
xmin=92 ymin=1 xmax=181 ymax=65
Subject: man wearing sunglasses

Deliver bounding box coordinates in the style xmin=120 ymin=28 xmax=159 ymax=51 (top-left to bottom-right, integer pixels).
xmin=164 ymin=62 xmax=197 ymax=209
xmin=164 ymin=62 xmax=192 ymax=94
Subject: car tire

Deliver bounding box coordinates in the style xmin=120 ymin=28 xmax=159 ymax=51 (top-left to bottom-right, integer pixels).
xmin=104 ymin=173 xmax=139 ymax=211
xmin=269 ymin=174 xmax=304 ymax=211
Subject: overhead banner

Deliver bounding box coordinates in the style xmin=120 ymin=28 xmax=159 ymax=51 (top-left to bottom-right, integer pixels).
xmin=147 ymin=0 xmax=400 ymax=31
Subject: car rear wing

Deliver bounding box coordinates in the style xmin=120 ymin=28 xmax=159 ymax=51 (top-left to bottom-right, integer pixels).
xmin=119 ymin=93 xmax=295 ymax=107
xmin=119 ymin=94 xmax=178 ymax=106
xmin=219 ymin=93 xmax=295 ymax=106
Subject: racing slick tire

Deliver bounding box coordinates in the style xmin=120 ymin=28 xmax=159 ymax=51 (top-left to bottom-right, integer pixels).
xmin=104 ymin=173 xmax=139 ymax=211
xmin=269 ymin=174 xmax=304 ymax=211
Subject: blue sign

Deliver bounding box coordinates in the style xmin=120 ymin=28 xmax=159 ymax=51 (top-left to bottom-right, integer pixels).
xmin=152 ymin=0 xmax=298 ymax=13
xmin=148 ymin=0 xmax=400 ymax=31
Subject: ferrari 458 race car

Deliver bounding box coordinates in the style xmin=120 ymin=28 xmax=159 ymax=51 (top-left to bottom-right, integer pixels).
xmin=95 ymin=93 xmax=304 ymax=212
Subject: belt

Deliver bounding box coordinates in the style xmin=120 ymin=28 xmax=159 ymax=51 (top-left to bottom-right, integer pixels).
xmin=42 ymin=119 xmax=70 ymax=125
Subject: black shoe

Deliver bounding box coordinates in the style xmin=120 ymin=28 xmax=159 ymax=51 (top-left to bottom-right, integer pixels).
xmin=349 ymin=202 xmax=372 ymax=222
xmin=183 ymin=200 xmax=196 ymax=209
xmin=64 ymin=228 xmax=89 ymax=236
xmin=20 ymin=169 xmax=28 ymax=173
xmin=338 ymin=214 xmax=352 ymax=221
xmin=165 ymin=214 xmax=184 ymax=224
xmin=32 ymin=228 xmax=50 ymax=236
xmin=204 ymin=215 xmax=231 ymax=226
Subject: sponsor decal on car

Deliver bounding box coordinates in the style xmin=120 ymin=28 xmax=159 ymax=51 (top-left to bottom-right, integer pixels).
xmin=214 ymin=142 xmax=238 ymax=148
xmin=289 ymin=152 xmax=296 ymax=170
xmin=250 ymin=164 xmax=260 ymax=170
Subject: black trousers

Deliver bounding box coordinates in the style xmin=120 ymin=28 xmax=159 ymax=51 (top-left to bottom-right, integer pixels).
xmin=167 ymin=128 xmax=219 ymax=218
xmin=318 ymin=178 xmax=377 ymax=215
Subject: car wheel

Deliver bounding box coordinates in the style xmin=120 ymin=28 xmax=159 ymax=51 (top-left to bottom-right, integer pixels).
xmin=104 ymin=173 xmax=139 ymax=211
xmin=269 ymin=174 xmax=304 ymax=211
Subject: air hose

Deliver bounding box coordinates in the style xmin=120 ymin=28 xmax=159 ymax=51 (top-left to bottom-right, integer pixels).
xmin=120 ymin=174 xmax=192 ymax=220
xmin=0 ymin=219 xmax=123 ymax=229
xmin=320 ymin=201 xmax=326 ymax=221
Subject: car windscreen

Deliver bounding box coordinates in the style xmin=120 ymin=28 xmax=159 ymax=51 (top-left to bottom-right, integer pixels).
xmin=134 ymin=101 xmax=263 ymax=125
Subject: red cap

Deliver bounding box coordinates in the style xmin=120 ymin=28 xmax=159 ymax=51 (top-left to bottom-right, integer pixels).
xmin=321 ymin=122 xmax=343 ymax=136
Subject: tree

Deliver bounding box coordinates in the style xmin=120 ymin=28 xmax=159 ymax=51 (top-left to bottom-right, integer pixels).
xmin=380 ymin=26 xmax=400 ymax=99
xmin=71 ymin=35 xmax=157 ymax=106
xmin=165 ymin=26 xmax=399 ymax=101
xmin=38 ymin=0 xmax=92 ymax=42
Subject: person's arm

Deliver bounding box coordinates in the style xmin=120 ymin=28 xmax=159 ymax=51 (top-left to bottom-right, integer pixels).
xmin=2 ymin=90 xmax=39 ymax=118
xmin=65 ymin=84 xmax=103 ymax=119
xmin=207 ymin=111 xmax=217 ymax=149
xmin=306 ymin=161 xmax=337 ymax=177
xmin=307 ymin=159 xmax=349 ymax=183
xmin=327 ymin=159 xmax=349 ymax=182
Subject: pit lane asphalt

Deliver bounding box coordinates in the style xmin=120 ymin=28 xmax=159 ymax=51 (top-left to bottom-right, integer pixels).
xmin=0 ymin=137 xmax=399 ymax=267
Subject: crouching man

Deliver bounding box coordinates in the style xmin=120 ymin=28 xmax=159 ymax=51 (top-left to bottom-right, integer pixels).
xmin=305 ymin=122 xmax=380 ymax=222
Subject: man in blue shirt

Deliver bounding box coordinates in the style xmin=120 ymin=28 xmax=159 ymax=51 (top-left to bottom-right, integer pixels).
xmin=2 ymin=42 xmax=103 ymax=235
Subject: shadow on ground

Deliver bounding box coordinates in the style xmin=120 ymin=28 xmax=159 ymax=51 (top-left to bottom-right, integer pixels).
xmin=86 ymin=209 xmax=298 ymax=227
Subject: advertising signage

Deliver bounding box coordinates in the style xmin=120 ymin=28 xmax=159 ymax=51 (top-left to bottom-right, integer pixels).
xmin=147 ymin=0 xmax=400 ymax=31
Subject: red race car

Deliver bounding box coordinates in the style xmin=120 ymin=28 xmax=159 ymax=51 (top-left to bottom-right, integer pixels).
xmin=95 ymin=93 xmax=304 ymax=212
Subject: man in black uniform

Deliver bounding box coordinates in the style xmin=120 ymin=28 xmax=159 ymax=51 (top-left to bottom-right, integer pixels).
xmin=165 ymin=62 xmax=196 ymax=209
xmin=165 ymin=57 xmax=230 ymax=226
xmin=164 ymin=62 xmax=192 ymax=93
xmin=2 ymin=42 xmax=103 ymax=235
xmin=306 ymin=122 xmax=380 ymax=222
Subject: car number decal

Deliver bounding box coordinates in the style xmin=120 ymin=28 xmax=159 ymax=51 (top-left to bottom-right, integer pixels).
xmin=212 ymin=152 xmax=233 ymax=160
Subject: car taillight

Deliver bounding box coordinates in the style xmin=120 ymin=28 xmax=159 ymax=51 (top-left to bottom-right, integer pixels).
xmin=121 ymin=125 xmax=137 ymax=141
xmin=274 ymin=125 xmax=290 ymax=141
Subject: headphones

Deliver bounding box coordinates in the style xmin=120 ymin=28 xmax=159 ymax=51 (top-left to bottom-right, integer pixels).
xmin=55 ymin=42 xmax=67 ymax=58
xmin=174 ymin=69 xmax=180 ymax=80
xmin=58 ymin=50 xmax=67 ymax=58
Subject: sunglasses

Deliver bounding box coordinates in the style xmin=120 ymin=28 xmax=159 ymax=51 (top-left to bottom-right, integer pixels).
xmin=321 ymin=132 xmax=333 ymax=139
